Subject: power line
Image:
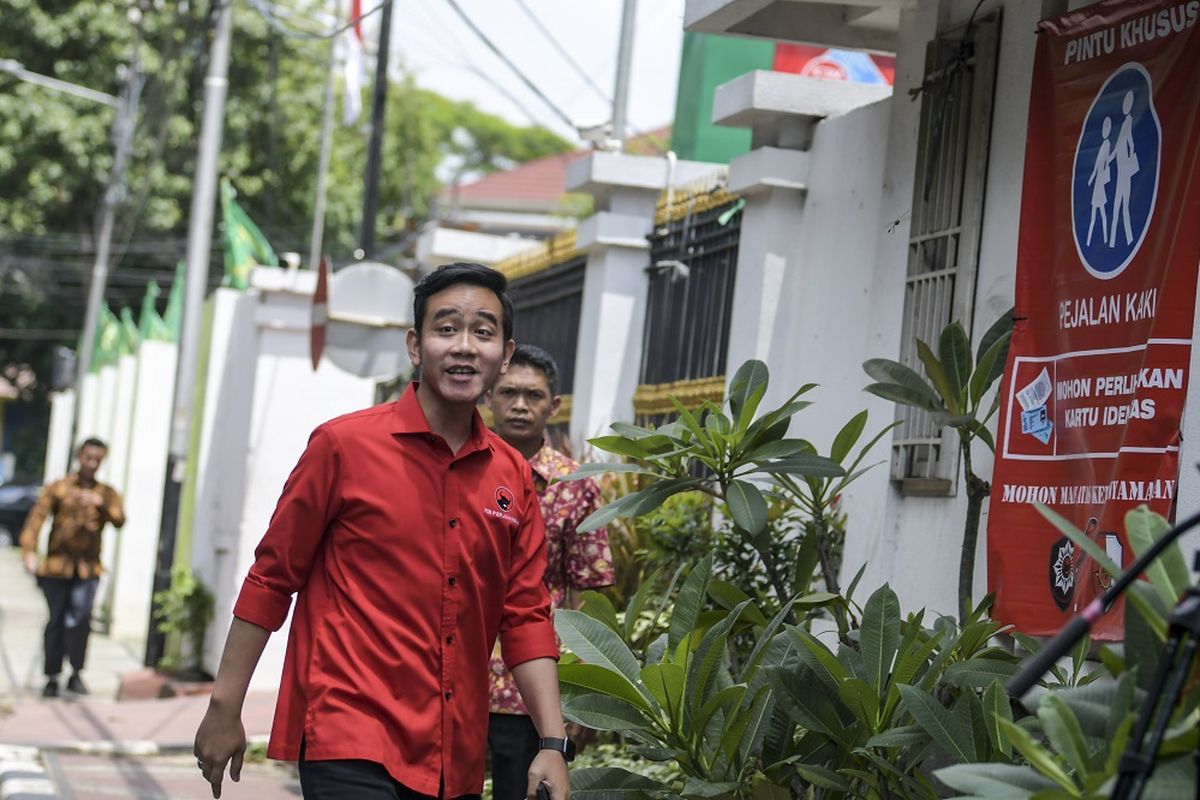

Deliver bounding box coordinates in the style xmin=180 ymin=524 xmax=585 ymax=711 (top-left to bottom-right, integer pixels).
xmin=243 ymin=0 xmax=389 ymax=41
xmin=507 ymin=0 xmax=611 ymax=105
xmin=440 ymin=0 xmax=576 ymax=130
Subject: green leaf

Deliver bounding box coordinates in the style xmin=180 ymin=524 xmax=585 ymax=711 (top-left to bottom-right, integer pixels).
xmin=983 ymin=679 xmax=1015 ymax=758
xmin=830 ymin=410 xmax=868 ymax=464
xmin=687 ymin=600 xmax=752 ymax=711
xmin=966 ymin=418 xmax=996 ymax=452
xmin=706 ymin=580 xmax=768 ymax=626
xmin=951 ymin=688 xmax=988 ymax=763
xmin=942 ymin=658 xmax=1021 ymax=688
xmin=996 ymin=717 xmax=1078 ymax=792
xmin=558 ymin=663 xmax=654 ymax=712
xmin=791 ymin=763 xmax=851 ymax=792
xmin=562 ymin=693 xmax=654 ymax=731
xmin=976 ymin=307 xmax=1015 ymax=366
xmin=580 ymin=590 xmax=621 ymax=634
xmin=935 ymin=763 xmax=1058 ymax=797
xmin=837 ymin=677 xmax=881 ymax=730
xmin=787 ymin=627 xmax=848 ymax=692
xmin=970 ymin=329 xmax=1011 ymax=407
xmin=861 ymin=584 xmax=901 ymax=694
xmin=917 ymin=338 xmax=961 ymax=414
xmin=624 ymin=567 xmax=662 ymax=642
xmin=899 ymin=684 xmax=974 ymax=763
xmin=1038 ymin=693 xmax=1090 ymax=778
xmin=588 ymin=435 xmax=651 ymax=460
xmin=743 ymin=598 xmax=799 ymax=677
xmin=726 ymin=480 xmax=769 ymax=535
xmin=556 ymin=609 xmax=646 ymax=688
xmin=577 ymin=491 xmax=642 ymax=534
xmin=1126 ymin=506 xmax=1188 ymax=608
xmin=743 ymin=438 xmax=813 ymax=462
xmin=561 ymin=462 xmax=658 ymax=481
xmin=570 ymin=767 xmax=666 ymax=798
xmin=641 ymin=662 xmax=685 ymax=723
xmin=866 ymin=724 xmax=929 ymax=748
xmin=720 ymin=685 xmax=772 ymax=763
xmin=692 ymin=684 xmax=747 ymax=740
xmin=754 ymin=454 xmax=845 ymax=478
xmin=862 ymin=358 xmax=942 ymax=410
xmin=938 ymin=321 xmax=972 ymax=405
xmin=669 ymin=552 xmax=715 ymax=653
xmin=864 ymin=381 xmax=943 ymax=413
xmin=729 ymin=359 xmax=770 ymax=430
xmin=680 ymin=778 xmax=741 ymax=798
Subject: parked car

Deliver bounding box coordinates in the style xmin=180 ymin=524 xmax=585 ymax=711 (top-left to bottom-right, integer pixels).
xmin=0 ymin=482 xmax=41 ymax=547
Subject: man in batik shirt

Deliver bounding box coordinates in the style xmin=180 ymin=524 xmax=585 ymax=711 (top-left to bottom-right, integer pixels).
xmin=485 ymin=345 xmax=614 ymax=800
xmin=20 ymin=437 xmax=125 ymax=698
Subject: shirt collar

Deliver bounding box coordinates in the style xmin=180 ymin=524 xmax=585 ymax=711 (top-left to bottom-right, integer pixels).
xmin=528 ymin=441 xmax=560 ymax=484
xmin=391 ymin=382 xmax=492 ymax=454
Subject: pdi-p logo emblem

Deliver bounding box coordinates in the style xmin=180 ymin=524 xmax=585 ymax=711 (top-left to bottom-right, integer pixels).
xmin=1071 ymin=63 xmax=1161 ymax=280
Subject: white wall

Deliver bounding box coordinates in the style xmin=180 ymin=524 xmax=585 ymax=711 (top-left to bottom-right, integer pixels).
xmin=198 ymin=268 xmax=377 ymax=689
xmin=42 ymin=390 xmax=74 ymax=485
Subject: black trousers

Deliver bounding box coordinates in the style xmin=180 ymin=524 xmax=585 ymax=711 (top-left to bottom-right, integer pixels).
xmin=487 ymin=713 xmax=540 ymax=800
xmin=297 ymin=741 xmax=480 ymax=800
xmin=39 ymin=576 xmax=98 ymax=678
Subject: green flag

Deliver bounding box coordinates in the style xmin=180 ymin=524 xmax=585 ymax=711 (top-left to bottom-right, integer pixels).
xmin=91 ymin=304 xmax=121 ymax=371
xmin=119 ymin=307 xmax=140 ymax=356
xmin=139 ymin=281 xmax=172 ymax=342
xmin=220 ymin=178 xmax=278 ymax=290
xmin=164 ymin=261 xmax=184 ymax=342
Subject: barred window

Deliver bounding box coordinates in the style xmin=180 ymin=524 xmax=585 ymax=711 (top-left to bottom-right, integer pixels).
xmin=893 ymin=12 xmax=1000 ymax=493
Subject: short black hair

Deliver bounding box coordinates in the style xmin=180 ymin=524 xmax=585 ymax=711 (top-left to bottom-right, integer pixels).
xmin=509 ymin=344 xmax=559 ymax=395
xmin=80 ymin=437 xmax=108 ymax=452
xmin=412 ymin=262 xmax=514 ymax=342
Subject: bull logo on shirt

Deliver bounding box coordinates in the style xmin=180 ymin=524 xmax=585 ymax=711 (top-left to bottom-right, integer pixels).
xmin=495 ymin=486 xmax=514 ymax=512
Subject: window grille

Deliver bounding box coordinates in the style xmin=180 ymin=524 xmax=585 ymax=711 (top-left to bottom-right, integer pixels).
xmin=892 ymin=12 xmax=1000 ymax=492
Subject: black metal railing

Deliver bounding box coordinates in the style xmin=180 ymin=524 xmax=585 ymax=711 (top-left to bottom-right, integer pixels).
xmin=638 ymin=197 xmax=742 ymax=388
xmin=509 ymin=254 xmax=585 ymax=396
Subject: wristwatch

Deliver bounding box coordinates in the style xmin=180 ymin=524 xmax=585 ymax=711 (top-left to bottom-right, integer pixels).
xmin=539 ymin=736 xmax=576 ymax=762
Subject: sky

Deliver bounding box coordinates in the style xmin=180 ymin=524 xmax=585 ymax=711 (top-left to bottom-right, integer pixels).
xmin=382 ymin=0 xmax=688 ymax=143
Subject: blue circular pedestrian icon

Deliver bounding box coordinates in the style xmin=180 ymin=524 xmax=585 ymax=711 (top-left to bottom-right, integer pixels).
xmin=1071 ymin=63 xmax=1160 ymax=280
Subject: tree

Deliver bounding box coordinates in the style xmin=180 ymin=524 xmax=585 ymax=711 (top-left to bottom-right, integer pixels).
xmin=0 ymin=0 xmax=573 ymax=473
xmin=862 ymin=310 xmax=1013 ymax=623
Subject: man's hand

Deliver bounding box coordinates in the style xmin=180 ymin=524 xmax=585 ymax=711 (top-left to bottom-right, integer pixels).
xmin=22 ymin=551 xmax=37 ymax=575
xmin=526 ymin=750 xmax=570 ymax=800
xmin=194 ymin=701 xmax=247 ymax=799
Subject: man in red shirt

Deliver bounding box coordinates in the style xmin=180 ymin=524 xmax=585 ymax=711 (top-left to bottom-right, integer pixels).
xmin=194 ymin=264 xmax=571 ymax=800
xmin=484 ymin=346 xmax=614 ymax=800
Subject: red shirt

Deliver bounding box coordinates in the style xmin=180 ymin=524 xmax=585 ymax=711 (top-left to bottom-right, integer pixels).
xmin=232 ymin=384 xmax=558 ymax=796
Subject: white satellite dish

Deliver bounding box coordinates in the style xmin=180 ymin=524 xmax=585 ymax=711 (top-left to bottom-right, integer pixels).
xmin=322 ymin=262 xmax=414 ymax=379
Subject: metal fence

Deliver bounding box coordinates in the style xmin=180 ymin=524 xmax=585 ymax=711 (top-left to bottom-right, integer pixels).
xmin=633 ymin=177 xmax=742 ymax=426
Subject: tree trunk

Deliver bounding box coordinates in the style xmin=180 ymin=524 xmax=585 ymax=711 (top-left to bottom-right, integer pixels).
xmin=958 ymin=438 xmax=990 ymax=625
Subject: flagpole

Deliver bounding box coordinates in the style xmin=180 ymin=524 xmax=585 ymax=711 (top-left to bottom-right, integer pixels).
xmin=145 ymin=0 xmax=234 ymax=668
xmin=360 ymin=0 xmax=394 ymax=257
xmin=308 ymin=0 xmax=342 ymax=271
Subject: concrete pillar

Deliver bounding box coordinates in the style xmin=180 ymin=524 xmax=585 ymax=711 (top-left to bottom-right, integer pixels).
xmin=566 ymin=152 xmax=720 ymax=445
xmin=109 ymin=341 xmax=177 ymax=642
xmin=42 ymin=390 xmax=75 ymax=485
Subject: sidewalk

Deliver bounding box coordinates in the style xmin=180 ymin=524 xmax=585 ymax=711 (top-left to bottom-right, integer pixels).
xmin=0 ymin=548 xmax=297 ymax=798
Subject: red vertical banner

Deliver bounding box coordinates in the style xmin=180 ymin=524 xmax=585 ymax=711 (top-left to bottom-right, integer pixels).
xmin=988 ymin=0 xmax=1200 ymax=638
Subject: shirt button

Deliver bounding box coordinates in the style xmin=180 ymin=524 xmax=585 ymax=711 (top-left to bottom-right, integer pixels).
xmin=449 ymin=518 xmax=457 ymax=528
xmin=446 ymin=634 xmax=455 ymax=644
xmin=445 ymin=691 xmax=453 ymax=700
xmin=448 ymin=576 xmax=456 ymax=587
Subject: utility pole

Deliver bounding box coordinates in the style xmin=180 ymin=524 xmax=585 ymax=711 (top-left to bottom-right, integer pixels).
xmin=308 ymin=1 xmax=341 ymax=271
xmin=360 ymin=0 xmax=394 ymax=257
xmin=611 ymin=0 xmax=637 ymax=150
xmin=145 ymin=0 xmax=234 ymax=668
xmin=71 ymin=16 xmax=145 ymax=450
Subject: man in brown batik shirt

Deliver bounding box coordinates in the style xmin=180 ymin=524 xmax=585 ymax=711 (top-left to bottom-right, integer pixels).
xmin=20 ymin=437 xmax=125 ymax=698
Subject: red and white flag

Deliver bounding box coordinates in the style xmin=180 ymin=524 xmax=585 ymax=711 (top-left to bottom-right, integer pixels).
xmin=342 ymin=0 xmax=364 ymax=125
